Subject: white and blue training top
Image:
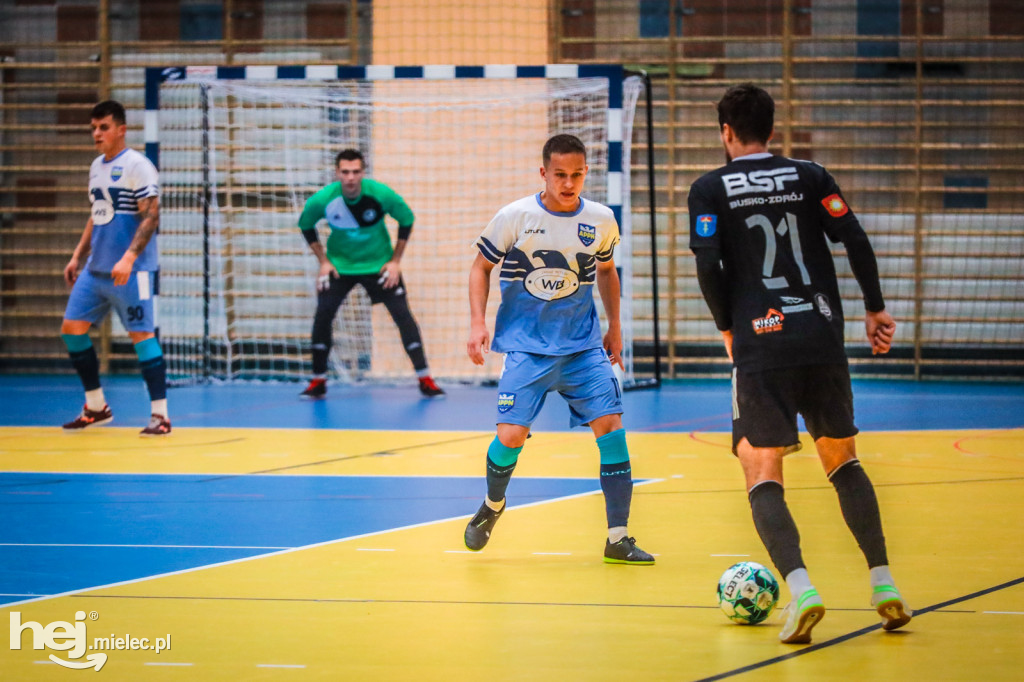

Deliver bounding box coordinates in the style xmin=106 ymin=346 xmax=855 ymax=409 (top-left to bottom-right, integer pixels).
xmin=86 ymin=147 xmax=160 ymax=273
xmin=476 ymin=193 xmax=619 ymax=356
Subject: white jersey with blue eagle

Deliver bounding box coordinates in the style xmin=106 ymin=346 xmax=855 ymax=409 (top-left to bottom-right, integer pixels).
xmin=86 ymin=147 xmax=160 ymax=273
xmin=476 ymin=193 xmax=620 ymax=355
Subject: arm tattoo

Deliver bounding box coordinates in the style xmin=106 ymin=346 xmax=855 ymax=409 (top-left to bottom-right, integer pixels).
xmin=128 ymin=197 xmax=160 ymax=256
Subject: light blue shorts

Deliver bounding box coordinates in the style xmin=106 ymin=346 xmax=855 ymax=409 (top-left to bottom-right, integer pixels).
xmin=64 ymin=269 xmax=156 ymax=333
xmin=495 ymin=348 xmax=623 ymax=428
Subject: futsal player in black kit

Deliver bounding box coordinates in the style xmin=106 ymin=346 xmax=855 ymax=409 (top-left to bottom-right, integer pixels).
xmin=688 ymin=84 xmax=912 ymax=644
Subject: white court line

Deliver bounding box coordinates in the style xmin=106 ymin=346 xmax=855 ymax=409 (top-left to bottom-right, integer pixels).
xmin=2 ymin=478 xmax=664 ymax=610
xmin=444 ymin=550 xmax=475 ymax=554
xmin=0 ymin=543 xmax=291 ymax=550
xmin=34 ymin=661 xmax=56 ymax=665
xmin=983 ymin=611 xmax=1024 ymax=615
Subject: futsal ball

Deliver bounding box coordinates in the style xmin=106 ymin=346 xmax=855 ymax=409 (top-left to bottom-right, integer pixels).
xmin=717 ymin=561 xmax=780 ymax=625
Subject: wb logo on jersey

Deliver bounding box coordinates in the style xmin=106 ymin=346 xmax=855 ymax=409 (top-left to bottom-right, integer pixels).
xmin=578 ymin=223 xmax=596 ymax=246
xmin=497 ymin=392 xmax=516 ymax=413
xmin=90 ymin=188 xmax=115 ymax=226
xmin=722 ymin=168 xmax=799 ymax=197
xmin=525 ymin=268 xmax=580 ymax=301
xmin=505 ymin=247 xmax=593 ymax=302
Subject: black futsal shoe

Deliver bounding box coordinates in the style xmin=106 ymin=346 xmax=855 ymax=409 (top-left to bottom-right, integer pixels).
xmin=464 ymin=500 xmax=505 ymax=551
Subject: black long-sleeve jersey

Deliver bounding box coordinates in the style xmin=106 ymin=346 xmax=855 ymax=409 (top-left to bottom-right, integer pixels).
xmin=688 ymin=153 xmax=885 ymax=371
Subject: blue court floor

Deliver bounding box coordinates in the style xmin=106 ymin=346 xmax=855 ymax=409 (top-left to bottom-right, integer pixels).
xmin=4 ymin=374 xmax=1023 ymax=432
xmin=0 ymin=472 xmax=603 ymax=606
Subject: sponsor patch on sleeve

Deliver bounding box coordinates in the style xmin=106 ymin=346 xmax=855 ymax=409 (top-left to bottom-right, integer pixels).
xmin=696 ymin=214 xmax=717 ymax=237
xmin=821 ymin=194 xmax=849 ymax=218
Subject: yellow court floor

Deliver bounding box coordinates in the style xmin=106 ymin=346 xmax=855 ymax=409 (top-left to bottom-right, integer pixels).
xmin=2 ymin=425 xmax=1023 ymax=681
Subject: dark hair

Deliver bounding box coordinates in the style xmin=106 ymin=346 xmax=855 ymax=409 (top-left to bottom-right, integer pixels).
xmin=542 ymin=134 xmax=587 ymax=165
xmin=717 ymin=84 xmax=775 ymax=145
xmin=335 ymin=148 xmax=365 ymax=167
xmin=90 ymin=100 xmax=126 ymax=126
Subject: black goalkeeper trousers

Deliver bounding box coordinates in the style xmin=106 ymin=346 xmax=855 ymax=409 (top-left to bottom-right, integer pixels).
xmin=310 ymin=274 xmax=428 ymax=375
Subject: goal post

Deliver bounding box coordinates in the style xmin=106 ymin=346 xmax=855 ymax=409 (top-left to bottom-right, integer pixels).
xmin=144 ymin=64 xmax=658 ymax=389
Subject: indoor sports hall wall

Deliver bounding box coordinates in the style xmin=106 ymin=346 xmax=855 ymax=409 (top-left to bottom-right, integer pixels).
xmin=0 ymin=0 xmax=1021 ymax=380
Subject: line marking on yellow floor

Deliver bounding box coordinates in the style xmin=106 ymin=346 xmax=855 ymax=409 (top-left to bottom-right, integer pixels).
xmin=3 ymin=482 xmax=663 ymax=610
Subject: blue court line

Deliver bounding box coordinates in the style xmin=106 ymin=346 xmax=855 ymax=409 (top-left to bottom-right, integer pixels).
xmin=0 ymin=473 xmax=604 ymax=607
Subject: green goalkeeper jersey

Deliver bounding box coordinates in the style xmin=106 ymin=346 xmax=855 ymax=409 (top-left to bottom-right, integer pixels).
xmin=298 ymin=178 xmax=415 ymax=275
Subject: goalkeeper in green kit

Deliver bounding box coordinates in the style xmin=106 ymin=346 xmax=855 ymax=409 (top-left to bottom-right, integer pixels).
xmin=297 ymin=149 xmax=444 ymax=399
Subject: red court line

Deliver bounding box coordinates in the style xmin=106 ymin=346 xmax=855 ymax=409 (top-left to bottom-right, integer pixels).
xmin=953 ymin=426 xmax=1024 ymax=457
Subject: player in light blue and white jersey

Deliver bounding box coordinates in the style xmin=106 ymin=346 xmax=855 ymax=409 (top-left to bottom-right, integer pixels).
xmin=463 ymin=134 xmax=654 ymax=564
xmin=61 ymin=100 xmax=170 ymax=436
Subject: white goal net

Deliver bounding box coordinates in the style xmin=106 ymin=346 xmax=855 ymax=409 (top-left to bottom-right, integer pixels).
xmin=150 ymin=65 xmax=643 ymax=387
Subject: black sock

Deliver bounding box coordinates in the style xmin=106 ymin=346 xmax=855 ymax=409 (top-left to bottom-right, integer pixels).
xmin=749 ymin=481 xmax=805 ymax=578
xmin=830 ymin=460 xmax=889 ymax=567
xmin=485 ymin=456 xmax=516 ymax=504
xmin=139 ymin=355 xmax=167 ymax=402
xmin=599 ymin=461 xmax=633 ymax=529
xmin=69 ymin=347 xmax=101 ymax=392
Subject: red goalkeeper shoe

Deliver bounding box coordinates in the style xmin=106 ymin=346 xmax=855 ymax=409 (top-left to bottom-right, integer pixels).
xmin=300 ymin=378 xmax=327 ymax=399
xmin=418 ymin=376 xmax=445 ymax=398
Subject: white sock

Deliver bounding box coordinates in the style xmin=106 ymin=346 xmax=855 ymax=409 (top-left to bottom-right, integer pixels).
xmin=485 ymin=496 xmax=504 ymax=512
xmin=870 ymin=565 xmax=894 ymax=588
xmin=416 ymin=368 xmax=431 ymax=379
xmin=785 ymin=568 xmax=813 ymax=598
xmin=151 ymin=399 xmax=168 ymax=418
xmin=85 ymin=388 xmax=105 ymax=412
xmin=608 ymin=526 xmax=628 ymax=544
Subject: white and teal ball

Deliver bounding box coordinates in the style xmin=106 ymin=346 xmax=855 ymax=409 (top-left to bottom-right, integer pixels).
xmin=717 ymin=561 xmax=780 ymax=625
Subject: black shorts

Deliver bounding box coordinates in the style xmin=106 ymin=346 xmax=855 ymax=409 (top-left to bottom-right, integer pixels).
xmin=329 ymin=273 xmax=407 ymax=305
xmin=731 ymin=363 xmax=858 ymax=453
